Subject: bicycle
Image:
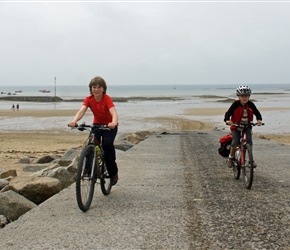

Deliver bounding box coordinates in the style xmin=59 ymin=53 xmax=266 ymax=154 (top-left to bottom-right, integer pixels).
xmin=74 ymin=123 xmax=112 ymax=211
xmin=228 ymin=122 xmax=264 ymax=189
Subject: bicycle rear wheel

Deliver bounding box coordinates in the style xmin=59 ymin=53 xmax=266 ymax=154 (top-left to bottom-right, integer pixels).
xmin=100 ymin=161 xmax=112 ymax=195
xmin=242 ymin=144 xmax=254 ymax=189
xmin=76 ymin=145 xmax=97 ymax=211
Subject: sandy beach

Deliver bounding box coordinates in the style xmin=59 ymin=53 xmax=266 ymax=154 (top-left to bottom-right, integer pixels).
xmin=1 ymin=107 xmax=289 ymax=177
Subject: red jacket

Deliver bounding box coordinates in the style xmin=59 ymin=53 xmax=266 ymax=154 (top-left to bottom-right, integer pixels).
xmin=224 ymin=100 xmax=262 ymax=131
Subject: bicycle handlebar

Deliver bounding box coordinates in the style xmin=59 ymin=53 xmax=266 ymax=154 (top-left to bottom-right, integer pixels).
xmin=68 ymin=123 xmax=110 ymax=131
xmin=228 ymin=122 xmax=265 ymax=127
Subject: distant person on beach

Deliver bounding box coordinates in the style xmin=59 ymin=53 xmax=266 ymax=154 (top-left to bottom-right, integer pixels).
xmin=11 ymin=104 xmax=15 ymax=111
xmin=16 ymin=104 xmax=19 ymax=110
xmin=224 ymin=85 xmax=263 ymax=168
xmin=68 ymin=76 xmax=119 ymax=185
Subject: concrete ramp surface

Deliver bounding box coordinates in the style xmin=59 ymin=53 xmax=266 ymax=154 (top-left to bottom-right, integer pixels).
xmin=1 ymin=131 xmax=289 ymax=249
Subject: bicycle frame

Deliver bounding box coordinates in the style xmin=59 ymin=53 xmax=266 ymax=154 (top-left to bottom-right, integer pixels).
xmin=83 ymin=132 xmax=97 ymax=178
xmin=80 ymin=124 xmax=107 ymax=176
xmin=237 ymin=130 xmax=248 ymax=168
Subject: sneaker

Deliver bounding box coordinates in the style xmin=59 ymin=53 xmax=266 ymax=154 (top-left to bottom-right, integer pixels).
xmin=226 ymin=158 xmax=233 ymax=168
xmin=110 ymin=174 xmax=118 ymax=186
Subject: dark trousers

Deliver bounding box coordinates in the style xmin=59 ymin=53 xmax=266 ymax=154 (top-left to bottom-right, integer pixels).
xmin=94 ymin=127 xmax=118 ymax=177
xmin=231 ymin=127 xmax=253 ymax=148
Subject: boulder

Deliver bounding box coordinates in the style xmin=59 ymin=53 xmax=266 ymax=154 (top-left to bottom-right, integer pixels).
xmin=0 ymin=169 xmax=17 ymax=179
xmin=16 ymin=156 xmax=31 ymax=164
xmin=8 ymin=176 xmax=62 ymax=205
xmin=0 ymin=184 xmax=17 ymax=193
xmin=115 ymin=140 xmax=134 ymax=151
xmin=0 ymin=215 xmax=11 ymax=228
xmin=34 ymin=155 xmax=58 ymax=164
xmin=65 ymin=156 xmax=78 ymax=178
xmin=22 ymin=164 xmax=52 ymax=172
xmin=58 ymin=148 xmax=81 ymax=166
xmin=125 ymin=131 xmax=152 ymax=145
xmin=125 ymin=133 xmax=144 ymax=144
xmin=33 ymin=166 xmax=74 ymax=189
xmin=0 ymin=178 xmax=9 ymax=190
xmin=0 ymin=190 xmax=37 ymax=221
xmin=30 ymin=164 xmax=60 ymax=176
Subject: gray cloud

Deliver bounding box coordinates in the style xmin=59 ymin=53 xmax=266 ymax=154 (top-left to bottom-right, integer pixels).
xmin=1 ymin=2 xmax=290 ymax=86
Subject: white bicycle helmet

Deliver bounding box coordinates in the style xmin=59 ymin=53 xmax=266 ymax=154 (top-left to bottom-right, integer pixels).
xmin=236 ymin=85 xmax=251 ymax=96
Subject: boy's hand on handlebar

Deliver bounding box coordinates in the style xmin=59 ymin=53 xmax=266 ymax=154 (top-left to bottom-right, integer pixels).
xmin=226 ymin=120 xmax=233 ymax=125
xmin=256 ymin=120 xmax=263 ymax=126
xmin=108 ymin=122 xmax=117 ymax=129
xmin=68 ymin=121 xmax=78 ymax=127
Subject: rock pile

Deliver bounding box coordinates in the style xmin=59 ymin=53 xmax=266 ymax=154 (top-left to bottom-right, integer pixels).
xmin=0 ymin=148 xmax=81 ymax=227
xmin=0 ymin=130 xmax=152 ymax=228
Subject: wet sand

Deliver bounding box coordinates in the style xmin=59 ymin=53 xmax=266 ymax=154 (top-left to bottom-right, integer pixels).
xmin=0 ymin=108 xmax=289 ymax=176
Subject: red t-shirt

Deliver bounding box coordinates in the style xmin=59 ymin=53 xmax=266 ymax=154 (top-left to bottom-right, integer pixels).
xmin=83 ymin=94 xmax=115 ymax=124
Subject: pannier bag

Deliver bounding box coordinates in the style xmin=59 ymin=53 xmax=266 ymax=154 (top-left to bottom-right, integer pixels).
xmin=218 ymin=134 xmax=232 ymax=157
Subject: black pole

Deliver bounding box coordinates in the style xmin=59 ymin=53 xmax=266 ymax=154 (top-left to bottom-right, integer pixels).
xmin=54 ymin=77 xmax=56 ymax=98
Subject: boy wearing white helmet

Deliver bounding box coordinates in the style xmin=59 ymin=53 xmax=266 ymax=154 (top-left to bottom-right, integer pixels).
xmin=224 ymin=85 xmax=263 ymax=168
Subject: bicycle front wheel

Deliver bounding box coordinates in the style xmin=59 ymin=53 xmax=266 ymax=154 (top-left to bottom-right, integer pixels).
xmin=233 ymin=158 xmax=241 ymax=180
xmin=76 ymin=145 xmax=97 ymax=211
xmin=242 ymin=144 xmax=254 ymax=189
xmin=100 ymin=161 xmax=112 ymax=195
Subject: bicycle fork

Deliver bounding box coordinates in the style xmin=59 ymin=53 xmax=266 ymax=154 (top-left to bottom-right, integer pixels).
xmin=81 ymin=153 xmax=97 ymax=179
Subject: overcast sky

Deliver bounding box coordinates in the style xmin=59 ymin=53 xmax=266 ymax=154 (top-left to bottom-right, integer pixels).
xmin=1 ymin=1 xmax=290 ymax=86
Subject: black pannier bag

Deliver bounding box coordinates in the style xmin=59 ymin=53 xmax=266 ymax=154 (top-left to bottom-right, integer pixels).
xmin=218 ymin=134 xmax=232 ymax=157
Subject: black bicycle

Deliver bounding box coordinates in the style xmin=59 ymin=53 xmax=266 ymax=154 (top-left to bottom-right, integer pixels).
xmin=74 ymin=123 xmax=112 ymax=211
xmin=230 ymin=123 xmax=264 ymax=189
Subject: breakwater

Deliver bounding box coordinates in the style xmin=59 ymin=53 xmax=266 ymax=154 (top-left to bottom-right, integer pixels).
xmin=0 ymin=96 xmax=63 ymax=102
xmin=0 ymin=96 xmax=181 ymax=103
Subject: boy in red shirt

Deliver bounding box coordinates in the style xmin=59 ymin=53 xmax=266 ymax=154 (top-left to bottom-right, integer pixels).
xmin=224 ymin=86 xmax=263 ymax=168
xmin=69 ymin=76 xmax=119 ymax=185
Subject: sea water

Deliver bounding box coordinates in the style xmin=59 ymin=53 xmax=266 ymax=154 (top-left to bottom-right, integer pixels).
xmin=1 ymin=83 xmax=290 ymax=99
xmin=0 ymin=83 xmax=290 ymax=135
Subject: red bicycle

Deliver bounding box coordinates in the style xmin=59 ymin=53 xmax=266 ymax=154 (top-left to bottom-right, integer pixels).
xmin=230 ymin=123 xmax=264 ymax=189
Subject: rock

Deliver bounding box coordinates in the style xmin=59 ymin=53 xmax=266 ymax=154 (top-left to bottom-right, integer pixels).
xmin=0 ymin=190 xmax=37 ymax=221
xmin=0 ymin=169 xmax=17 ymax=179
xmin=34 ymin=155 xmax=58 ymax=164
xmin=58 ymin=148 xmax=81 ymax=166
xmin=16 ymin=156 xmax=31 ymax=164
xmin=125 ymin=131 xmax=152 ymax=145
xmin=0 ymin=184 xmax=17 ymax=193
xmin=115 ymin=141 xmax=134 ymax=151
xmin=256 ymin=135 xmax=270 ymax=140
xmin=126 ymin=133 xmax=144 ymax=144
xmin=65 ymin=156 xmax=78 ymax=177
xmin=8 ymin=176 xmax=63 ymax=205
xmin=0 ymin=215 xmax=11 ymax=228
xmin=22 ymin=164 xmax=53 ymax=172
xmin=32 ymin=164 xmax=60 ymax=176
xmin=34 ymin=166 xmax=74 ymax=189
xmin=0 ymin=179 xmax=9 ymax=190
